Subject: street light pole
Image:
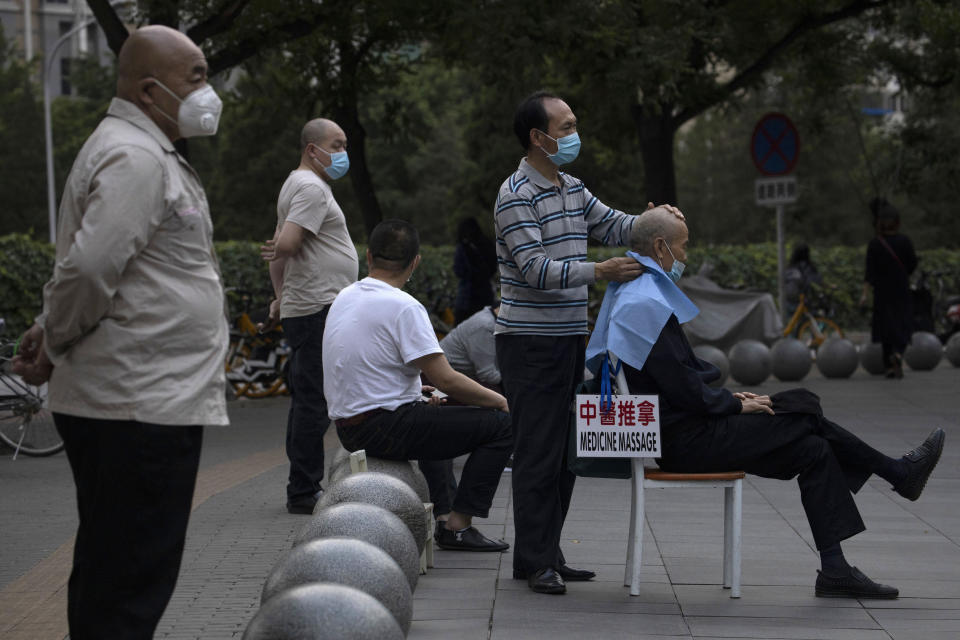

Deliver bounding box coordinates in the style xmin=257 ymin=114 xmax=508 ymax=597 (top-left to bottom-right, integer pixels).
xmin=43 ymin=18 xmax=94 ymax=245
xmin=42 ymin=0 xmax=128 ymax=245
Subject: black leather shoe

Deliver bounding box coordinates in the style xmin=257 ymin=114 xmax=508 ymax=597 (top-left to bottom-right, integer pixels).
xmin=528 ymin=567 xmax=566 ymax=594
xmin=557 ymin=564 xmax=596 ymax=581
xmin=815 ymin=567 xmax=898 ymax=599
xmin=513 ymin=564 xmax=595 ymax=581
xmin=286 ymin=495 xmax=318 ymax=515
xmin=435 ymin=526 xmax=509 ymax=552
xmin=895 ymin=428 xmax=945 ymax=501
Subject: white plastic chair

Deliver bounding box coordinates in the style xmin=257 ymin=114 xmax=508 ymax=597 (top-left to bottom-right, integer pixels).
xmin=610 ymin=356 xmax=743 ymax=598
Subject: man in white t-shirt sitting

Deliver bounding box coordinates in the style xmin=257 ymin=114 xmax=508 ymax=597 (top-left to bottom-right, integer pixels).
xmin=324 ymin=219 xmax=513 ymax=552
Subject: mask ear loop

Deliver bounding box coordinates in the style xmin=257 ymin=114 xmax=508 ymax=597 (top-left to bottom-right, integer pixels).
xmin=534 ymin=129 xmax=558 ymax=157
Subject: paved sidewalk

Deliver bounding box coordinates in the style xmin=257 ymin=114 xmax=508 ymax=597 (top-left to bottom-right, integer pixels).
xmin=1 ymin=362 xmax=958 ymax=639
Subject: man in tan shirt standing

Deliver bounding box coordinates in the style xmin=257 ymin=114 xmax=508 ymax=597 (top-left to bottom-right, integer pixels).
xmin=13 ymin=26 xmax=228 ymax=639
xmin=260 ymin=118 xmax=358 ymax=514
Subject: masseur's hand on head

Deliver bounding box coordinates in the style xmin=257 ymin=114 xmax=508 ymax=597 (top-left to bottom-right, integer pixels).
xmin=647 ymin=202 xmax=685 ymax=221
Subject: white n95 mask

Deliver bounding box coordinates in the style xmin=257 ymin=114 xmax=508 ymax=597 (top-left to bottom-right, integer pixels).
xmin=152 ymin=81 xmax=223 ymax=138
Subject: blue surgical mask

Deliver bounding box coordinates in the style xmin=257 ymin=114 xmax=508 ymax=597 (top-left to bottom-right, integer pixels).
xmin=658 ymin=242 xmax=686 ymax=283
xmin=539 ymin=131 xmax=581 ymax=166
xmin=313 ymin=146 xmax=350 ymax=180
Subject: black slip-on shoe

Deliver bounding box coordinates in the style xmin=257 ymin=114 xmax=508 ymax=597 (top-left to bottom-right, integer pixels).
xmin=513 ymin=564 xmax=596 ymax=581
xmin=286 ymin=488 xmax=323 ymax=515
xmin=286 ymin=497 xmax=317 ymax=515
xmin=815 ymin=567 xmax=899 ymax=599
xmin=528 ymin=567 xmax=566 ymax=594
xmin=435 ymin=526 xmax=509 ymax=552
xmin=895 ymin=428 xmax=945 ymax=501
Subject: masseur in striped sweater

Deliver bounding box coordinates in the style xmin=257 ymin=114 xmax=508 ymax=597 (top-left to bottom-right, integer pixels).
xmin=493 ymin=90 xmax=683 ymax=594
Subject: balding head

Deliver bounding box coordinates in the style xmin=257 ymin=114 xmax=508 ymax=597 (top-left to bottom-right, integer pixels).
xmin=299 ymin=118 xmax=347 ymax=178
xmin=630 ymin=207 xmax=688 ymax=258
xmin=116 ymin=26 xmax=209 ymax=142
xmin=300 ymin=119 xmax=336 ymax=151
xmin=117 ymin=26 xmax=202 ymax=98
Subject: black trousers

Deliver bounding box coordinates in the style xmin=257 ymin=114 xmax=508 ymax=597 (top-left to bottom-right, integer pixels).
xmin=660 ymin=412 xmax=889 ymax=550
xmin=496 ymin=334 xmax=584 ymax=574
xmin=54 ymin=413 xmax=203 ymax=640
xmin=282 ymin=307 xmax=330 ymax=502
xmin=337 ymin=403 xmax=511 ymax=517
xmin=418 ymin=459 xmax=458 ymax=515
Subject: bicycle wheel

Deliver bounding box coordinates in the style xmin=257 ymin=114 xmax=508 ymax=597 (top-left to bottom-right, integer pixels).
xmin=240 ymin=353 xmax=288 ymax=398
xmin=0 ymin=401 xmax=62 ymax=457
xmin=797 ymin=317 xmax=844 ymax=350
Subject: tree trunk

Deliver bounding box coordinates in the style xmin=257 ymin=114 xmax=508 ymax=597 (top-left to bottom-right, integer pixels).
xmin=337 ymin=106 xmax=383 ymax=238
xmin=631 ymin=104 xmax=678 ymax=206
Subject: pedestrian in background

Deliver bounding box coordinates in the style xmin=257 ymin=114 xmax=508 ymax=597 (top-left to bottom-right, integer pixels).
xmin=860 ymin=198 xmax=917 ymax=379
xmin=453 ymin=217 xmax=497 ymax=325
xmin=13 ymin=25 xmax=228 ymax=638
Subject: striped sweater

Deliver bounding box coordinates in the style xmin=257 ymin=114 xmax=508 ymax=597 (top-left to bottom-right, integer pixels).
xmin=493 ymin=158 xmax=636 ymax=335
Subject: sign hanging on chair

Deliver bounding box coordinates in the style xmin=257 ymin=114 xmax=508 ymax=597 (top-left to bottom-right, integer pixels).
xmin=575 ymin=394 xmax=661 ymax=457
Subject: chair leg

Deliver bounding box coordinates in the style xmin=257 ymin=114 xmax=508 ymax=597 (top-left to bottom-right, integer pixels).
xmin=723 ymin=485 xmax=733 ymax=589
xmin=625 ymin=464 xmax=637 ymax=587
xmin=730 ymin=479 xmax=742 ymax=598
xmin=628 ymin=459 xmax=645 ymax=596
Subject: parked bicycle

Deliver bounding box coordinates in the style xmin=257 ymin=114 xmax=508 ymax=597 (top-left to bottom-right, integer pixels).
xmin=783 ymin=291 xmax=844 ymax=349
xmin=224 ymin=289 xmax=290 ymax=399
xmin=0 ymin=319 xmax=63 ymax=457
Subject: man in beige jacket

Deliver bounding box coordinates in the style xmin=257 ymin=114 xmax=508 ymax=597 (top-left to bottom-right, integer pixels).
xmin=14 ymin=25 xmax=228 ymax=639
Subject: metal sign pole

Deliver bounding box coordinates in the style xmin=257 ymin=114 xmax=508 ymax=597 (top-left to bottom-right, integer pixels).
xmin=776 ymin=203 xmax=786 ymax=325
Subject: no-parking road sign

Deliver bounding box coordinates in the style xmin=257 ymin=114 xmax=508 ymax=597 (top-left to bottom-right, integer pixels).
xmin=751 ymin=112 xmax=799 ymax=176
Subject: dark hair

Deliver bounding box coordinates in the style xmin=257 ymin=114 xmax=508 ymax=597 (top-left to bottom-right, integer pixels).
xmin=368 ymin=219 xmax=420 ymax=271
xmin=870 ymin=197 xmax=901 ymax=234
xmin=513 ymin=90 xmax=559 ymax=150
xmin=789 ymin=243 xmax=810 ymax=266
xmin=456 ymin=217 xmax=486 ymax=244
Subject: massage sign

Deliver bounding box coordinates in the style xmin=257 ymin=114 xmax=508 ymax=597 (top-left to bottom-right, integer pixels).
xmin=575 ymin=393 xmax=661 ymax=458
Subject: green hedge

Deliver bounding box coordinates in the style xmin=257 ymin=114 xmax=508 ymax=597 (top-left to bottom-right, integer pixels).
xmin=3 ymin=233 xmax=958 ymax=338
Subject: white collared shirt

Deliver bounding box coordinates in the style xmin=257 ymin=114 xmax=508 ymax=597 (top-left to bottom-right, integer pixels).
xmin=40 ymin=97 xmax=229 ymax=426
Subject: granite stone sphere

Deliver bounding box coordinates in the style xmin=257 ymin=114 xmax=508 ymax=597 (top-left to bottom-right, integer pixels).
xmin=293 ymin=502 xmax=420 ymax=591
xmin=815 ymin=337 xmax=859 ymax=378
xmin=314 ymin=472 xmax=427 ymax=554
xmin=946 ymin=333 xmax=960 ymax=367
xmin=330 ymin=458 xmax=430 ymax=503
xmin=261 ymin=537 xmax=412 ymax=635
xmin=859 ymin=342 xmax=886 ymax=375
xmin=770 ymin=338 xmax=812 ymax=381
xmin=728 ymin=340 xmax=771 ymax=386
xmin=904 ymin=331 xmax=943 ymax=371
xmin=693 ymin=345 xmax=729 ymax=388
xmin=242 ymin=583 xmax=404 ymax=640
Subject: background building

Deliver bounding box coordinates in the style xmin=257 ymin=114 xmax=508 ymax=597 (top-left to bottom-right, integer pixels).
xmin=0 ymin=0 xmax=123 ymax=96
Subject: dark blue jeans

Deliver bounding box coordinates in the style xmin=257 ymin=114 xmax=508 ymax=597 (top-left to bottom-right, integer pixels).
xmin=337 ymin=403 xmax=512 ymax=518
xmin=282 ymin=308 xmax=330 ymax=502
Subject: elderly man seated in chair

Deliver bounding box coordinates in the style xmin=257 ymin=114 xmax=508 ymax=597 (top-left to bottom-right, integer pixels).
xmin=585 ymin=207 xmax=945 ymax=599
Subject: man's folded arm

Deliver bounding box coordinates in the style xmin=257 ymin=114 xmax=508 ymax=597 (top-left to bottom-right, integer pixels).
xmin=42 ymin=148 xmax=166 ymax=363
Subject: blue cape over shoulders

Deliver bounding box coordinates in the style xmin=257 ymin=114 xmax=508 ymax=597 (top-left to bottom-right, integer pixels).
xmin=585 ymin=252 xmax=699 ymax=374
